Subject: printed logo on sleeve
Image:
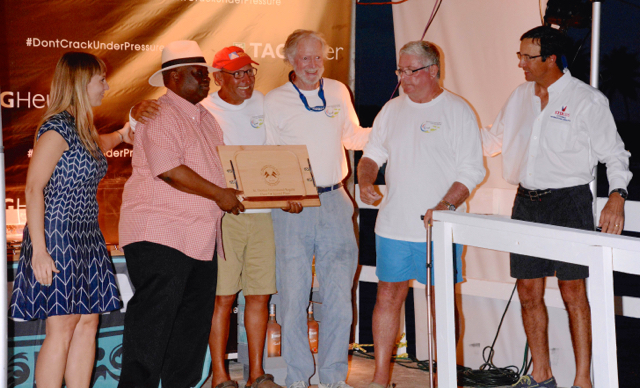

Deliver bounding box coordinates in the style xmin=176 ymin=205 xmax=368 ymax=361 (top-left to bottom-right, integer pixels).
xmin=551 ymin=105 xmax=571 ymax=122
xmin=420 ymin=121 xmax=441 ymax=133
xmin=325 ymin=105 xmax=341 ymax=118
xmin=251 ymin=115 xmax=264 ymax=128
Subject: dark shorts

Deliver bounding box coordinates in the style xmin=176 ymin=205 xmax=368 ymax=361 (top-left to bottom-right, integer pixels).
xmin=510 ymin=184 xmax=594 ymax=281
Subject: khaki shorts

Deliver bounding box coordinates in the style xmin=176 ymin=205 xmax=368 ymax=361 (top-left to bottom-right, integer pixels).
xmin=217 ymin=212 xmax=277 ymax=296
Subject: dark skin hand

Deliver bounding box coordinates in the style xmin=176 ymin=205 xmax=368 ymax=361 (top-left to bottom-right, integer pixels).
xmin=282 ymin=201 xmax=303 ymax=213
xmin=158 ymin=165 xmax=244 ymax=215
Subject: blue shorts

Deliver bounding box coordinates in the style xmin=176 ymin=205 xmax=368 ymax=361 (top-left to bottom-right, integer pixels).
xmin=375 ymin=234 xmax=463 ymax=285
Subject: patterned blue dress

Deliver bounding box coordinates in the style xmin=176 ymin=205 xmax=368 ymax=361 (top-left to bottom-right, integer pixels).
xmin=10 ymin=111 xmax=121 ymax=320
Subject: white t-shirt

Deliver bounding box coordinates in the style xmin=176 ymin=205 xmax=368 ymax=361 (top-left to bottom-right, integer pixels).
xmin=363 ymin=91 xmax=485 ymax=242
xmin=200 ymin=91 xmax=270 ymax=214
xmin=264 ymin=78 xmax=370 ymax=187
xmin=200 ymin=91 xmax=266 ymax=146
xmin=481 ymin=70 xmax=631 ymax=191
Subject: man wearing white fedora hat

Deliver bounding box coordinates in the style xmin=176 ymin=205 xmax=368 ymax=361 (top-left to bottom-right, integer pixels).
xmin=118 ymin=40 xmax=244 ymax=388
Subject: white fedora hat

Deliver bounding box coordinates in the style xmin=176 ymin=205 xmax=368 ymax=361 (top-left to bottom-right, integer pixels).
xmin=149 ymin=40 xmax=218 ymax=87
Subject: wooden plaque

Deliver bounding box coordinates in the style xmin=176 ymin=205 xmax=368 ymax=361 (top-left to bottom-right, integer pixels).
xmin=217 ymin=145 xmax=321 ymax=209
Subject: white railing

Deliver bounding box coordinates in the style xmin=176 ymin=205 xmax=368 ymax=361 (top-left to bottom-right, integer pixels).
xmin=432 ymin=211 xmax=640 ymax=388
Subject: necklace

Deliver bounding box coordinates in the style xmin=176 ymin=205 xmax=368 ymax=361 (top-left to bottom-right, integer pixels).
xmin=289 ymin=71 xmax=326 ymax=112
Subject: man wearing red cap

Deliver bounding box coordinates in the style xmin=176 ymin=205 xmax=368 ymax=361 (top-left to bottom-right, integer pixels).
xmin=131 ymin=46 xmax=299 ymax=388
xmin=203 ymin=46 xmax=296 ymax=388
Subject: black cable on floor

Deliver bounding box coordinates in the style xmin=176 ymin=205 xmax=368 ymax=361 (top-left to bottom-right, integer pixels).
xmin=456 ymin=281 xmax=527 ymax=387
xmin=353 ymin=282 xmax=530 ymax=386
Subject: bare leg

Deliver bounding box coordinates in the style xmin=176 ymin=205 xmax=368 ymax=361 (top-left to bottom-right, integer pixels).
xmin=558 ymin=279 xmax=592 ymax=388
xmin=35 ymin=314 xmax=81 ymax=388
xmin=63 ymin=314 xmax=100 ymax=388
xmin=371 ymin=280 xmax=410 ymax=386
xmin=244 ymin=294 xmax=270 ymax=385
xmin=209 ymin=294 xmax=237 ymax=386
xmin=517 ymin=278 xmax=553 ymax=383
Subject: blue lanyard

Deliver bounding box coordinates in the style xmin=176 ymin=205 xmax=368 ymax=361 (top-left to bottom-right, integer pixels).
xmin=289 ymin=71 xmax=326 ymax=112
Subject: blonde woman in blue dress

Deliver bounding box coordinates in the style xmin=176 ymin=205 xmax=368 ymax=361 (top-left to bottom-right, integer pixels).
xmin=10 ymin=52 xmax=133 ymax=388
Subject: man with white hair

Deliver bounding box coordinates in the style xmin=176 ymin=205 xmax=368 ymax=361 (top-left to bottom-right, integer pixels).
xmin=358 ymin=40 xmax=485 ymax=388
xmin=264 ymin=29 xmax=370 ymax=388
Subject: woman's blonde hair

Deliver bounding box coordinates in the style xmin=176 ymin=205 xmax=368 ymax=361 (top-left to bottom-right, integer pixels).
xmin=38 ymin=52 xmax=106 ymax=159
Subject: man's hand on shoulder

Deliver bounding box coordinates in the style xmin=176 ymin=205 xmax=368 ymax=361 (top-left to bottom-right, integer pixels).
xmin=598 ymin=191 xmax=625 ymax=234
xmin=132 ymin=99 xmax=161 ymax=124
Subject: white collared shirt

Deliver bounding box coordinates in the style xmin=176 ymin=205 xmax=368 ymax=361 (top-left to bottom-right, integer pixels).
xmin=481 ymin=71 xmax=631 ymax=191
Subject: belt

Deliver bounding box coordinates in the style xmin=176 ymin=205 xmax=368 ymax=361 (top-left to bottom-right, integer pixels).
xmin=516 ymin=185 xmax=558 ymax=201
xmin=317 ymin=182 xmax=343 ymax=194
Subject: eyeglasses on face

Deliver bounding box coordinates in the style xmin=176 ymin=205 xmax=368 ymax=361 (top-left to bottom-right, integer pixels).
xmin=221 ymin=68 xmax=258 ymax=79
xmin=395 ymin=64 xmax=434 ymax=77
xmin=516 ymin=52 xmax=543 ymax=61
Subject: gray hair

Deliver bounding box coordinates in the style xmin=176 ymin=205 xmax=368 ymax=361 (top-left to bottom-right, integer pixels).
xmin=399 ymin=41 xmax=441 ymax=79
xmin=283 ymin=29 xmax=329 ymax=65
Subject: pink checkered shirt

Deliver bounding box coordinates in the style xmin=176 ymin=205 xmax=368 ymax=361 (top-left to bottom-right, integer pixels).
xmin=119 ymin=89 xmax=226 ymax=261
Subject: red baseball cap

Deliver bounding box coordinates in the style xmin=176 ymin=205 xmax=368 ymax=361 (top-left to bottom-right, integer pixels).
xmin=212 ymin=46 xmax=259 ymax=71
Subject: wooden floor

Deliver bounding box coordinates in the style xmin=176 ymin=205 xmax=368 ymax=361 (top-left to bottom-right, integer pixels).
xmin=200 ymin=355 xmax=578 ymax=388
xmin=202 ymin=354 xmax=439 ymax=388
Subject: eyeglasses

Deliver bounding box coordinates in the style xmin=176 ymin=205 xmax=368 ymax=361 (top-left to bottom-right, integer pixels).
xmin=516 ymin=52 xmax=543 ymax=61
xmin=221 ymin=68 xmax=258 ymax=79
xmin=395 ymin=64 xmax=434 ymax=77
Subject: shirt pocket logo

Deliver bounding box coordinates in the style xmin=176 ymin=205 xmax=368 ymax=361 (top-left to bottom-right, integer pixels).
xmin=251 ymin=115 xmax=264 ymax=128
xmin=420 ymin=121 xmax=441 ymax=133
xmin=325 ymin=105 xmax=341 ymax=118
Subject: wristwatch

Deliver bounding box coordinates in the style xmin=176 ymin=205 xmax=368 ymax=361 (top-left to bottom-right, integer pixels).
xmin=439 ymin=199 xmax=456 ymax=211
xmin=610 ymin=188 xmax=628 ymax=200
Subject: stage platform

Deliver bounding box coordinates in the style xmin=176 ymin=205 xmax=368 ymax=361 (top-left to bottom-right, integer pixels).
xmin=200 ymin=354 xmax=575 ymax=388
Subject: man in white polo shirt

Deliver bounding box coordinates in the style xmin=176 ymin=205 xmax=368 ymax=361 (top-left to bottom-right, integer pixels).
xmin=264 ymin=29 xmax=370 ymax=388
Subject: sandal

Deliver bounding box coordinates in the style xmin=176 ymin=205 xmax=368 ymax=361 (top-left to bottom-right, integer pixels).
xmin=215 ymin=381 xmax=239 ymax=388
xmin=248 ymin=374 xmax=281 ymax=388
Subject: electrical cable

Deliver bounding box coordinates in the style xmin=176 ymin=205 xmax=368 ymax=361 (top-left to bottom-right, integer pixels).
xmin=351 ymin=281 xmax=530 ymax=386
xmin=571 ymin=31 xmax=592 ymax=68
xmin=456 ymin=281 xmax=527 ymax=387
xmin=539 ymin=0 xmax=545 ymax=25
xmin=356 ymin=0 xmax=410 ymax=5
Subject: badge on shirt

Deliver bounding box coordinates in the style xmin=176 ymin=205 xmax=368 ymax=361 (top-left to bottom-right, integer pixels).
xmin=325 ymin=105 xmax=341 ymax=118
xmin=420 ymin=120 xmax=441 ymax=133
xmin=251 ymin=115 xmax=265 ymax=128
xmin=550 ymin=106 xmax=571 ymax=122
